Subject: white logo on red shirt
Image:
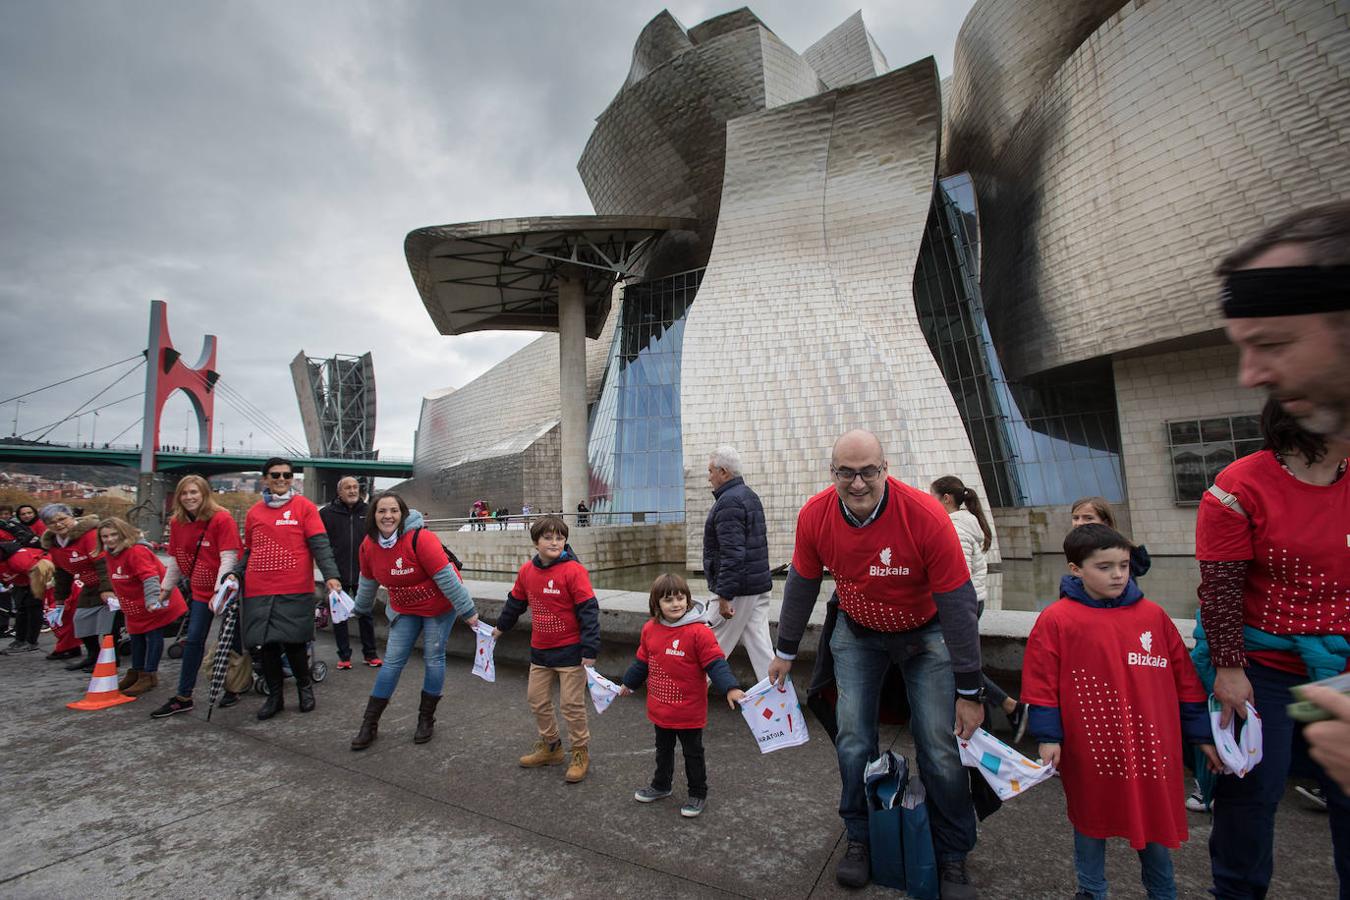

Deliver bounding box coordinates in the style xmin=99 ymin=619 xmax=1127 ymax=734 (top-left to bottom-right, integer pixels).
xmin=1140 ymin=631 xmax=1153 ymax=654
xmin=870 ymin=546 xmax=910 ymax=577
xmin=665 ymin=637 xmax=685 ymax=657
xmin=1128 ymin=630 xmax=1167 ymax=668
xmin=390 ymin=554 xmax=415 ymax=576
xmin=275 ymin=509 xmax=299 ymax=526
xmin=111 ymin=564 xmax=129 ymax=581
xmin=543 ymin=577 xmax=561 ymax=596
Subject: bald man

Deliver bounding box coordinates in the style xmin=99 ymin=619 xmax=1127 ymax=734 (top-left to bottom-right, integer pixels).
xmin=321 ymin=476 xmax=381 ymax=668
xmin=770 ymin=430 xmax=983 ymax=895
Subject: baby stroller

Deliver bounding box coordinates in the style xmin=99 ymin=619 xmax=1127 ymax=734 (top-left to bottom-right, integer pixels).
xmin=250 ymin=641 xmax=328 ymax=695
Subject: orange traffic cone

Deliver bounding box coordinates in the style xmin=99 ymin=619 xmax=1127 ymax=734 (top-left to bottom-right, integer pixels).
xmin=67 ymin=635 xmax=137 ymax=711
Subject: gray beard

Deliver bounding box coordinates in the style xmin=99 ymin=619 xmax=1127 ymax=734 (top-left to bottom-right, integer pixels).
xmin=1292 ymin=402 xmax=1348 ymax=438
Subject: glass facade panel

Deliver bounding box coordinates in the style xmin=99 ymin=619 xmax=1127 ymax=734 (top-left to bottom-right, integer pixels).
xmin=1165 ymin=412 xmax=1262 ymax=503
xmin=585 ymin=268 xmax=704 ymax=523
xmin=913 ymin=173 xmax=1124 ymax=507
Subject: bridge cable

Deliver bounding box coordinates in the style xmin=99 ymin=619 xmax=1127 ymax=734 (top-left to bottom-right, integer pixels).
xmin=105 ymin=416 xmax=143 ymax=446
xmin=210 ymin=375 xmax=307 ymax=451
xmin=20 ymin=392 xmax=142 ymax=441
xmin=186 ymin=368 xmax=307 ymax=455
xmin=0 ymin=354 xmax=144 ymax=407
xmin=29 ymin=359 xmax=146 ymax=442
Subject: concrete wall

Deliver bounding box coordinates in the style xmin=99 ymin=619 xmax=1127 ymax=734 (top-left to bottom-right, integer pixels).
xmin=1113 ymin=344 xmax=1261 ymax=556
xmin=436 ymin=522 xmax=686 ymax=575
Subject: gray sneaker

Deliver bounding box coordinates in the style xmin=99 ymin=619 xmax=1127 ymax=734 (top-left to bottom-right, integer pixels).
xmin=6 ymin=639 xmax=23 ymax=651
xmin=680 ymin=796 xmax=706 ymax=818
xmin=634 ymin=785 xmax=672 ymax=803
xmin=15 ymin=642 xmax=39 ymax=653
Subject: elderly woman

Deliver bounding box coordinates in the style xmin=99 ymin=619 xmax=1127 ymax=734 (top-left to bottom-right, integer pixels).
xmin=39 ymin=504 xmax=112 ymax=672
xmin=348 ymin=492 xmax=478 ymax=750
xmin=150 ymin=475 xmax=241 ymax=718
xmin=98 ymin=517 xmax=187 ymax=697
xmin=224 ymin=458 xmax=341 ymax=720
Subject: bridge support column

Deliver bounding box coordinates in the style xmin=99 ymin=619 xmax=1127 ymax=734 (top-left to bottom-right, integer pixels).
xmin=301 ymin=466 xmax=334 ymax=503
xmin=134 ymin=471 xmax=175 ymax=541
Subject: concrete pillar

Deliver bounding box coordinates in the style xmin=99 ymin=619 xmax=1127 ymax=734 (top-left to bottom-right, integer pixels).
xmin=133 ymin=471 xmax=173 ymax=541
xmin=557 ymin=272 xmax=589 ymax=519
xmin=301 ymin=466 xmax=326 ymax=502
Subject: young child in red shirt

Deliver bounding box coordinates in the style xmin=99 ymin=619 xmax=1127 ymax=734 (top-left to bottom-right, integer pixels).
xmin=1023 ymin=524 xmax=1220 ymax=900
xmin=620 ymin=573 xmax=744 ymax=818
xmin=494 ymin=516 xmax=600 ymax=783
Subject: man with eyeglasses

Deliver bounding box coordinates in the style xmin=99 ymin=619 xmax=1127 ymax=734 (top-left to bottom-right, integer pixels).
xmin=769 ymin=429 xmax=983 ymax=895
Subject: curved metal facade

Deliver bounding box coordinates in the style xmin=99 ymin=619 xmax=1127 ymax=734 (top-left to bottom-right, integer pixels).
xmin=946 ymin=0 xmax=1350 ymax=378
xmin=679 ymin=58 xmax=988 ymax=569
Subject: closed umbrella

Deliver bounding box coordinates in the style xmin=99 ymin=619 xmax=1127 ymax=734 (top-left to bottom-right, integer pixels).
xmin=205 ymin=593 xmax=239 ymax=722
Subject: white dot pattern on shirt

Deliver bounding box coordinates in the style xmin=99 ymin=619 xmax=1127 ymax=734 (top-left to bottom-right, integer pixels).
xmin=1069 ymin=667 xmax=1169 ymax=781
xmin=529 ymin=600 xmax=569 ymax=635
xmin=1258 ymin=546 xmax=1347 ymax=634
xmin=390 ymin=582 xmax=440 ymax=608
xmin=837 ymin=578 xmax=930 ymax=632
xmin=648 ymin=660 xmax=685 ymax=706
xmin=249 ymin=530 xmax=298 ymax=574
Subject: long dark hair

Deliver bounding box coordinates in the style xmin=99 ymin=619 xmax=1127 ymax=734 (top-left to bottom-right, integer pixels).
xmin=931 ymin=475 xmax=992 ymax=552
xmin=1261 ymin=396 xmax=1326 ymax=466
xmin=365 ymin=491 xmax=410 ymax=540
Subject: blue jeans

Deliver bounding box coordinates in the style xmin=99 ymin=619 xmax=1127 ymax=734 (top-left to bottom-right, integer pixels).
xmin=830 ymin=615 xmax=977 ymax=859
xmin=370 ymin=611 xmax=456 ymax=700
xmin=130 ymin=630 xmax=165 ymax=674
xmin=1074 ymin=830 xmax=1175 ymax=899
xmin=175 ymin=599 xmax=214 ymax=697
xmin=1210 ymin=661 xmax=1350 ymax=898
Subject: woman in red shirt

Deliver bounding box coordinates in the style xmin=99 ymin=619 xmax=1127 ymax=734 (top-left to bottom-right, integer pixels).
xmin=349 ymin=491 xmax=478 ymax=750
xmin=98 ymin=517 xmax=187 ymax=697
xmin=40 ymin=504 xmax=112 ymax=672
xmin=224 ymin=458 xmax=341 ymax=721
xmin=151 ymin=475 xmax=242 ymax=719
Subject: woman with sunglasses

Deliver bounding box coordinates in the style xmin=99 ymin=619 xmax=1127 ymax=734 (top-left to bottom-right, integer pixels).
xmin=224 ymin=458 xmax=342 ymax=720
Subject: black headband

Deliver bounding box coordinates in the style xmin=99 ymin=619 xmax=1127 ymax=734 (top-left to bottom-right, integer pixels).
xmin=1220 ymin=265 xmax=1350 ymax=318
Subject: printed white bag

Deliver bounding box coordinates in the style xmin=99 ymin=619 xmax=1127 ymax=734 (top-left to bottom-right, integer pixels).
xmin=1209 ymin=698 xmax=1263 ymax=777
xmin=471 ymin=620 xmax=497 ymax=682
xmin=957 ymin=727 xmax=1057 ymax=800
xmin=209 ymin=580 xmax=238 ymax=615
xmin=737 ymin=677 xmax=809 ymax=754
xmin=328 ymin=589 xmax=356 ymax=625
xmin=585 ymin=667 xmax=622 ymax=714
xmin=45 ymin=604 xmax=64 ymax=629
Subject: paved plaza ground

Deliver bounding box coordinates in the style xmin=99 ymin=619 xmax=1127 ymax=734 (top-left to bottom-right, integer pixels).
xmin=0 ymin=627 xmax=1339 ymax=899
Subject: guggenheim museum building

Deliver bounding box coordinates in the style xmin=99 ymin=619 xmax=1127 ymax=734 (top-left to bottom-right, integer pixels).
xmin=403 ymin=0 xmax=1349 ymax=569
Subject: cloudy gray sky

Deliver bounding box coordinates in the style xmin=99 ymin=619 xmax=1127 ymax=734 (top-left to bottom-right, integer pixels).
xmin=0 ymin=0 xmax=976 ymax=459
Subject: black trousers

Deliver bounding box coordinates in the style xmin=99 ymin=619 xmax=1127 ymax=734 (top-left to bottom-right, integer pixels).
xmin=333 ymin=612 xmax=377 ymax=661
xmin=10 ymin=586 xmax=41 ymax=644
xmin=260 ymin=642 xmax=311 ymax=688
xmin=652 ymin=726 xmax=707 ymax=798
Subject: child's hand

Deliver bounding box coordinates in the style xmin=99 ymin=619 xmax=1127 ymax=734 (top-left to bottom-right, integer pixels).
xmin=1038 ymin=743 xmax=1061 ymax=768
xmin=726 ymin=688 xmax=746 ymax=709
xmin=491 ymin=627 xmax=501 ymax=639
xmin=618 ymin=685 xmax=632 ymax=697
xmin=581 ymin=657 xmax=596 ymax=668
xmin=464 ymin=615 xmax=480 ymax=630
xmin=1198 ymin=743 xmax=1223 ymax=773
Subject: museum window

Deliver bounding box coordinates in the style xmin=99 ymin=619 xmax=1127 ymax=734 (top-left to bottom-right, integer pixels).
xmin=1166 ymin=414 xmax=1262 ymax=503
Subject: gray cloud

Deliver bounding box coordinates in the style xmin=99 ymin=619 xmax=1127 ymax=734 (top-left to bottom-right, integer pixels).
xmin=0 ymin=0 xmax=975 ymax=458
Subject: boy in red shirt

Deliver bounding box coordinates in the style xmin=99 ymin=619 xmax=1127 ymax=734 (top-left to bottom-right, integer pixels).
xmin=494 ymin=516 xmax=600 ymax=783
xmin=620 ymin=573 xmax=744 ymax=818
xmin=1023 ymin=524 xmax=1220 ymax=900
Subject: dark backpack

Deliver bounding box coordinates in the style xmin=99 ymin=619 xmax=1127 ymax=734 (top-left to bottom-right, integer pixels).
xmin=410 ymin=528 xmax=462 ymax=571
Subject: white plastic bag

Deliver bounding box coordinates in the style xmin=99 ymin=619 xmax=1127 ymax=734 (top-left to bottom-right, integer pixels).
xmin=104 ymin=594 xmax=121 ymax=612
xmin=209 ymin=580 xmax=238 ymax=615
xmin=585 ymin=667 xmax=622 ymax=714
xmin=957 ymin=727 xmax=1057 ymax=800
xmin=45 ymin=605 xmax=64 ymax=629
xmin=328 ymin=589 xmax=355 ymax=625
xmin=737 ymin=677 xmax=810 ymax=754
xmin=1210 ymin=698 xmax=1263 ymax=777
xmin=471 ymin=620 xmax=497 ymax=682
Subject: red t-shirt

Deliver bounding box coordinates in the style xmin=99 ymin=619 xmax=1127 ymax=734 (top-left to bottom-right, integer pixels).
xmin=48 ymin=528 xmax=101 ymax=583
xmin=169 ymin=509 xmax=242 ymax=602
xmin=360 ymin=530 xmax=455 ymax=617
xmin=106 ymin=543 xmax=187 ymax=635
xmin=791 ymin=477 xmax=970 ymax=631
xmin=29 ymin=520 xmax=46 ymax=536
xmin=509 ymin=558 xmax=595 ymax=650
xmin=242 ymin=496 xmax=327 ymax=597
xmin=636 ymin=618 xmax=726 ymax=729
xmin=0 ymin=548 xmax=46 ymax=587
xmin=1196 ymin=449 xmax=1350 ymax=675
xmin=1021 ymin=597 xmax=1207 ymax=848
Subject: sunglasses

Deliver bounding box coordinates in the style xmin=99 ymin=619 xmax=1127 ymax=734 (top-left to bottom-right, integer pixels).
xmin=266 ymin=471 xmax=295 ymax=480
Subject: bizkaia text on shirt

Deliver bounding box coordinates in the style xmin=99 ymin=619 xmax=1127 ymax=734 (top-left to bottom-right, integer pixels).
xmin=389 ymin=556 xmax=415 ymax=576
xmin=665 ymin=638 xmax=686 ymax=658
xmin=869 ymin=546 xmax=911 ymax=578
xmin=274 ymin=510 xmax=300 ymax=527
xmin=542 ymin=578 xmax=562 ymax=596
xmin=1127 ymin=630 xmax=1168 ymax=669
xmin=111 ymin=564 xmax=129 ymax=582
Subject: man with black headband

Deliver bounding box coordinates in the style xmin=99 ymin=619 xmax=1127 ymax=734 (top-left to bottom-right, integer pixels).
xmin=1200 ymin=200 xmax=1350 ymax=899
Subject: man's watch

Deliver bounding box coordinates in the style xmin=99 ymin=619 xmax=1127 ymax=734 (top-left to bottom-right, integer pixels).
xmin=957 ymin=688 xmax=987 ymax=704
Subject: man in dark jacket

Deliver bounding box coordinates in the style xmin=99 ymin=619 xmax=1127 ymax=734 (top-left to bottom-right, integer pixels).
xmin=702 ymin=446 xmax=774 ymax=682
xmin=321 ymin=476 xmax=381 ymax=668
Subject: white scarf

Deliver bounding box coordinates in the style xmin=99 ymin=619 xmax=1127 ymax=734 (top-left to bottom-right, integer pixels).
xmin=263 ymin=489 xmax=293 ymax=509
xmin=377 ymin=529 xmax=400 ymax=549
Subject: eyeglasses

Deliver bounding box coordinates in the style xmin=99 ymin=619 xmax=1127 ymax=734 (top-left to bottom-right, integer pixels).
xmin=266 ymin=471 xmax=295 ymax=480
xmin=832 ymin=465 xmax=884 ymax=484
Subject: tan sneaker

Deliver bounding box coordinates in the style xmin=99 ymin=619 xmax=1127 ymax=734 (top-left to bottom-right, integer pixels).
xmin=519 ymin=739 xmax=564 ymax=767
xmin=122 ymin=672 xmax=158 ymax=697
xmin=118 ymin=668 xmax=141 ymax=691
xmin=564 ymin=747 xmax=590 ymax=783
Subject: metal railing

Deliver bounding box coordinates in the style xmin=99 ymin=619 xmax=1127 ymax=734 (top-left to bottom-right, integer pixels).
xmin=422 ymin=510 xmax=685 ymax=531
xmin=0 ymin=437 xmax=412 ymax=464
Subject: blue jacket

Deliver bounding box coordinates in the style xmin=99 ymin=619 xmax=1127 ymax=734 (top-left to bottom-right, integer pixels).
xmin=702 ymin=476 xmax=772 ymax=599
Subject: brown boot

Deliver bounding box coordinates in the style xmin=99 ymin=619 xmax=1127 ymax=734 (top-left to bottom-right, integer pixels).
xmin=564 ymin=747 xmax=590 ymax=783
xmin=519 ymin=739 xmax=565 ymax=767
xmin=350 ymin=695 xmax=389 ymax=751
xmin=122 ymin=672 xmax=158 ymax=697
xmin=118 ymin=668 xmax=141 ymax=691
xmin=413 ymin=691 xmax=440 ymax=744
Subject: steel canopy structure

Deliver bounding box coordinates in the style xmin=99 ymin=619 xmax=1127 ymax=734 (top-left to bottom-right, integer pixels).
xmin=404 ymin=215 xmax=699 ymax=339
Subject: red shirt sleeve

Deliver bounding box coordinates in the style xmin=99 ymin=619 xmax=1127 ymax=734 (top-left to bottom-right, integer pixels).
xmin=1194 ymin=472 xmax=1255 ymax=561
xmin=1165 ymin=617 xmax=1208 ymax=703
xmin=1019 ymin=608 xmax=1062 ymax=708
xmin=693 ymin=623 xmax=725 ymax=668
xmin=302 ymin=500 xmax=326 ymax=539
xmin=128 ymin=544 xmax=160 ymax=581
xmin=570 ymin=562 xmax=595 ymax=605
xmin=211 ymin=510 xmax=242 ymax=552
xmin=918 ymin=506 xmax=972 ymax=594
xmin=790 ymin=501 xmax=824 ymax=579
xmin=243 ymin=505 xmax=258 ymax=553
xmin=358 ymin=540 xmax=372 ymax=580
xmin=636 ymin=621 xmax=650 ymax=663
xmin=415 ymin=531 xmax=450 ymax=574
xmin=510 ymin=564 xmax=528 ymax=600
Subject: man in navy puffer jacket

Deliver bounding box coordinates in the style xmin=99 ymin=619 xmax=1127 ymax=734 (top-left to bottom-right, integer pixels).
xmin=702 ymin=446 xmax=773 ymax=681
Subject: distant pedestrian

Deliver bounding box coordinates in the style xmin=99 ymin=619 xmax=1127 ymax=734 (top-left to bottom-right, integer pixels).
xmin=575 ymin=501 xmax=589 ymax=527
xmin=701 ymin=446 xmax=773 ymax=682
xmin=320 ymin=476 xmax=381 ymax=670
